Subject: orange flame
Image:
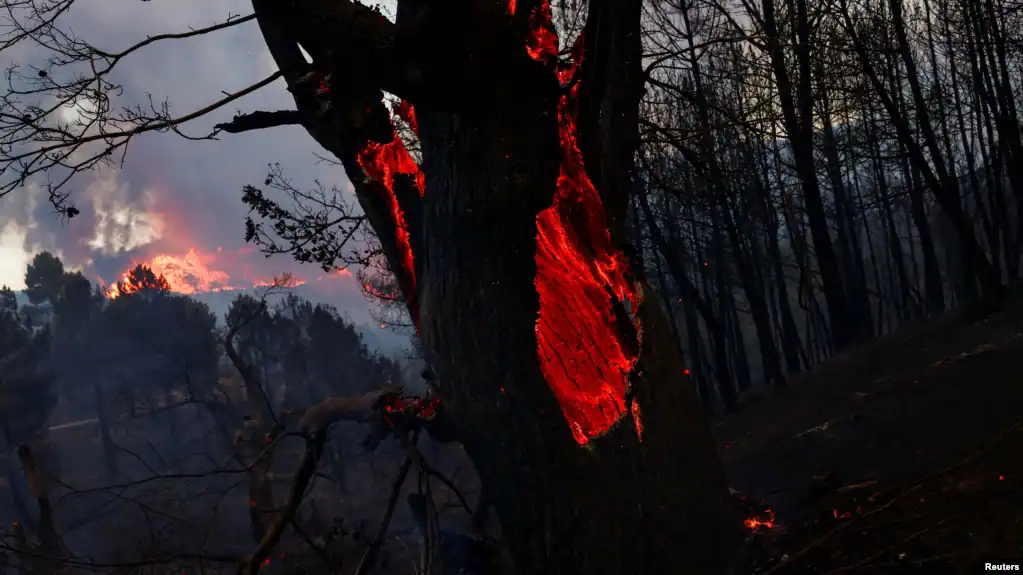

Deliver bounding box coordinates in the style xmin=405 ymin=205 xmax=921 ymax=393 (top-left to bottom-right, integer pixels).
xmin=101 ymin=248 xmax=332 ymax=299
xmin=106 ymin=271 xmax=170 ymax=298
xmin=744 ymin=508 xmax=776 ymax=531
xmin=105 ymin=248 xmax=238 ymax=298
xmin=529 ymin=5 xmax=643 ymax=445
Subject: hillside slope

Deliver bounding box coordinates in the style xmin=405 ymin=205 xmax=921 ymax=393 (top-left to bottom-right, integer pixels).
xmin=715 ymin=297 xmax=1023 ymax=572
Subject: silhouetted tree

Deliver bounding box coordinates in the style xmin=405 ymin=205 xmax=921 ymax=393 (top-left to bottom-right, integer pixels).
xmin=0 ymin=286 xmax=16 ymax=313
xmin=23 ymin=252 xmax=65 ymax=306
xmin=111 ymin=264 xmax=172 ymax=298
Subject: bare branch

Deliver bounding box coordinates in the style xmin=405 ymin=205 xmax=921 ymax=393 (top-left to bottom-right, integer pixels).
xmin=214 ymin=110 xmax=303 ymax=134
xmin=93 ymin=14 xmax=256 ymax=62
xmin=0 ymin=70 xmax=282 ymax=200
xmin=242 ymin=386 xmax=403 ymax=575
xmin=302 ymin=387 xmax=400 ymax=433
xmin=353 ymin=432 xmax=419 ymax=575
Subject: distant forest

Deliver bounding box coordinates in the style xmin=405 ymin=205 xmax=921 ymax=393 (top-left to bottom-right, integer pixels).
xmin=0 ymin=251 xmax=423 ymax=563
xmin=628 ymin=0 xmax=1023 ymax=411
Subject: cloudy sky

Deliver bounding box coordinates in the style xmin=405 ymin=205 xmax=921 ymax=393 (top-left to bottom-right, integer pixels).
xmin=0 ymin=0 xmax=397 ymax=325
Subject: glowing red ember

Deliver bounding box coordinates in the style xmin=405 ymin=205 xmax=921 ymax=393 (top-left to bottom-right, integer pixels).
xmin=744 ymin=508 xmax=776 ymax=531
xmin=525 ymin=2 xmax=558 ymax=62
xmin=357 ymin=110 xmax=425 ymax=327
xmin=529 ymin=3 xmax=643 ymax=445
xmin=381 ymin=394 xmax=442 ymax=427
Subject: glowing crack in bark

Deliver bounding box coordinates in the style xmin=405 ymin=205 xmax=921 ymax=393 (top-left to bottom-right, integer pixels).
xmin=356 ymin=113 xmax=425 ymax=328
xmin=526 ymin=3 xmax=644 ymax=445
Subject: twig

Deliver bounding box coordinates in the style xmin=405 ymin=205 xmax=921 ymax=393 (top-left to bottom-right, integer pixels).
xmin=354 ymin=430 xmax=420 ymax=575
xmin=289 ymin=518 xmax=333 ymax=566
xmin=865 ymin=553 xmax=956 ymax=569
xmin=836 ymin=480 xmax=878 ymax=493
xmin=425 ymin=467 xmax=483 ymax=534
xmin=5 ymin=71 xmax=282 ymax=164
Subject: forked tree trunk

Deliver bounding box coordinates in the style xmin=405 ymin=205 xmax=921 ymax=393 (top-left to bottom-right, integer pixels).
xmin=232 ymin=0 xmax=745 ymax=571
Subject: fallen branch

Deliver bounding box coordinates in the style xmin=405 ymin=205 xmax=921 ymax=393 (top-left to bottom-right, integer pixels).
xmin=836 ymin=480 xmax=878 ymax=494
xmin=242 ymin=387 xmax=403 ymax=575
xmin=304 ymin=389 xmax=399 ymax=431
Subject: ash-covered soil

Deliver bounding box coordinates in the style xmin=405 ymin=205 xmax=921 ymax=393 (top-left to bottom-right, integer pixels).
xmin=715 ymin=295 xmax=1023 ymax=573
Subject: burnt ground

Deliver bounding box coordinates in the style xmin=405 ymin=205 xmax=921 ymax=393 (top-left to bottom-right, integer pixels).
xmin=714 ymin=294 xmax=1023 ymax=574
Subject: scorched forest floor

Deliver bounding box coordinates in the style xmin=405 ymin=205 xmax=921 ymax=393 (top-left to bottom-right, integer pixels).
xmin=715 ymin=291 xmax=1023 ymax=574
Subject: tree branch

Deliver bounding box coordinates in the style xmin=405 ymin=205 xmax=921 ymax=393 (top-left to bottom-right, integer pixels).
xmin=214 ymin=110 xmax=303 ymax=134
xmin=242 ymin=386 xmax=403 ymax=575
xmin=94 ymin=13 xmax=257 ymax=62
xmin=0 ymin=70 xmax=282 ymax=198
xmin=241 ymin=3 xmax=425 ymax=322
xmin=5 ymin=70 xmax=280 ymax=165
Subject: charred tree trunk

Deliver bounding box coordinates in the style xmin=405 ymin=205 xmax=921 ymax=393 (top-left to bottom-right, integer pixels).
xmin=418 ymin=103 xmax=741 ymax=569
xmin=227 ymin=0 xmax=746 ymax=572
xmin=92 ymin=381 xmax=118 ymax=478
xmin=1 ymin=424 xmax=33 ymax=532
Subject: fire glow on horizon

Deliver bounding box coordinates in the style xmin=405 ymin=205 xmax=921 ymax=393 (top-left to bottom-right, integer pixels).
xmin=101 ymin=247 xmax=351 ymax=299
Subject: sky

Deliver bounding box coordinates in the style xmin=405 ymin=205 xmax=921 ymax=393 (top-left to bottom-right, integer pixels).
xmin=0 ymin=0 xmax=396 ymax=328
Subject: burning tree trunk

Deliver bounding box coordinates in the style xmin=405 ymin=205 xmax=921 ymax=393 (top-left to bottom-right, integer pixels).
xmin=222 ymin=0 xmax=744 ymax=571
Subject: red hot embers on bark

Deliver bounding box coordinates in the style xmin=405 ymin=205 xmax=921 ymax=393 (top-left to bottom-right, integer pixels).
xmin=357 ymin=108 xmax=425 ymax=328
xmin=526 ymin=3 xmax=644 ymax=445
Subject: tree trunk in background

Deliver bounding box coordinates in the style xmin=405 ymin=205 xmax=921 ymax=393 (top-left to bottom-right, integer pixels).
xmin=92 ymin=381 xmax=118 ymax=478
xmin=763 ymin=0 xmax=867 ymax=350
xmin=842 ymin=0 xmax=1002 ymax=298
xmin=639 ymin=191 xmax=736 ymax=413
xmin=2 ymin=424 xmax=34 ymax=531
